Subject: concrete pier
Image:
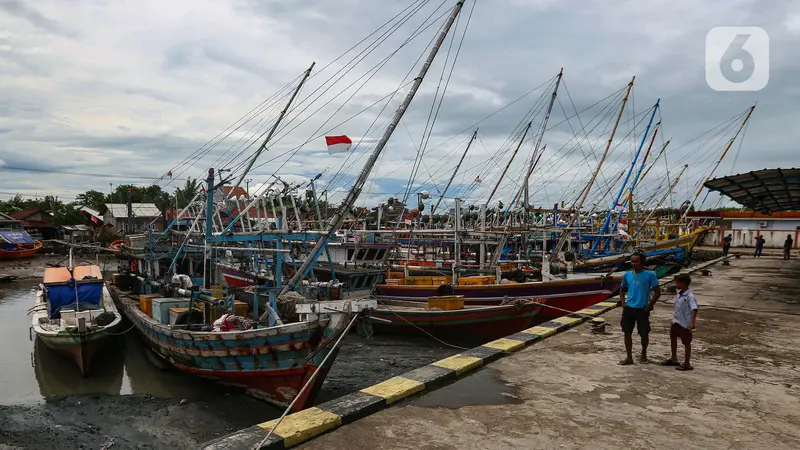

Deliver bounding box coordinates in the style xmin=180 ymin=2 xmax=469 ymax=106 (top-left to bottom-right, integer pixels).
xmin=300 ymin=256 xmax=800 ymax=449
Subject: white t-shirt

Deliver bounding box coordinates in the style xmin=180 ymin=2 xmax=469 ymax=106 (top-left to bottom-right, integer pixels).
xmin=672 ymin=289 xmax=698 ymax=328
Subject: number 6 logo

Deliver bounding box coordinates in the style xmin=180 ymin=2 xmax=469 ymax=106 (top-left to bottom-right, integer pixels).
xmin=706 ymin=27 xmax=769 ymax=92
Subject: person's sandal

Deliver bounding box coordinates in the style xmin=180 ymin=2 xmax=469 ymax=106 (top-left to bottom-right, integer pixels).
xmin=676 ymin=364 xmax=694 ymax=371
xmin=662 ymin=360 xmax=680 ymax=366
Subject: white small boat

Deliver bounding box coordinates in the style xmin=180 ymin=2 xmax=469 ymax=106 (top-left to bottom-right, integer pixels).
xmin=30 ymin=264 xmax=122 ymax=377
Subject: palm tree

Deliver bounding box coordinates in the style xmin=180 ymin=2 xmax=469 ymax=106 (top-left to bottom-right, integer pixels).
xmin=175 ymin=178 xmax=200 ymax=209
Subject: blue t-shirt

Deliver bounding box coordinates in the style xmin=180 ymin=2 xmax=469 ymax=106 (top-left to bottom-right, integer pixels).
xmin=621 ymin=270 xmax=659 ymax=309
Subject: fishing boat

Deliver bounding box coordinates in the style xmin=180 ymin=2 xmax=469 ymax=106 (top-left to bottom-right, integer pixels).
xmin=109 ymin=282 xmax=373 ymax=411
xmin=30 ymin=264 xmax=122 ymax=377
xmin=369 ymin=297 xmax=544 ymax=343
xmin=0 ymin=230 xmax=42 ymax=260
xmin=374 ymin=274 xmax=619 ymax=321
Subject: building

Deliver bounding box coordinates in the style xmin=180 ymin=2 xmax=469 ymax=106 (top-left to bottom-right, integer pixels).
xmin=79 ymin=206 xmax=104 ymax=226
xmin=100 ymin=203 xmax=163 ymax=235
xmin=9 ymin=209 xmax=57 ymax=239
xmin=0 ymin=212 xmax=23 ymax=231
xmin=61 ymin=224 xmax=94 ymax=244
xmin=688 ymin=211 xmax=800 ymax=249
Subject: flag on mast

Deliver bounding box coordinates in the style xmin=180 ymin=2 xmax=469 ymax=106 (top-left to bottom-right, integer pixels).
xmin=474 ymin=176 xmax=482 ymax=183
xmin=325 ymin=135 xmax=352 ymax=154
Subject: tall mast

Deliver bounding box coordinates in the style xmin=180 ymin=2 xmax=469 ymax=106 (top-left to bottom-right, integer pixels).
xmin=228 ymin=63 xmax=315 ymax=198
xmin=485 ymin=121 xmax=532 ymax=208
xmin=280 ymin=1 xmax=467 ymax=295
xmin=590 ymin=98 xmax=659 ymax=254
xmin=637 ymin=139 xmax=671 ymax=188
xmin=550 ymin=77 xmax=635 ymax=258
xmin=524 ymin=68 xmax=563 ymax=210
xmin=431 ymin=129 xmax=478 ymax=216
xmin=634 ymin=164 xmax=688 ymax=238
xmin=680 ymin=104 xmax=756 ymax=223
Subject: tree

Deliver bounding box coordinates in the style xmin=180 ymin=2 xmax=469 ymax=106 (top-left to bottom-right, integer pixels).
xmin=175 ymin=177 xmax=200 ymax=209
xmin=75 ymin=190 xmax=108 ymax=210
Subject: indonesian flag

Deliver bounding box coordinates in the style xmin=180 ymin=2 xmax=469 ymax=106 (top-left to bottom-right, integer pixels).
xmin=474 ymin=176 xmax=482 ymax=183
xmin=325 ymin=135 xmax=352 ymax=154
xmin=167 ymin=170 xmax=172 ymax=178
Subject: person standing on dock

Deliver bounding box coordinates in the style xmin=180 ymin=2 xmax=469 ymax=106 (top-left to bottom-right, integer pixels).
xmin=754 ymin=235 xmax=765 ymax=258
xmin=618 ymin=252 xmax=661 ymax=365
xmin=722 ymin=234 xmax=732 ymax=257
xmin=662 ymin=273 xmax=697 ymax=371
xmin=784 ymin=234 xmax=793 ymax=260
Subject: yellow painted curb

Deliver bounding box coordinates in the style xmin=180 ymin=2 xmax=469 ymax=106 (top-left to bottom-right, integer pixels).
xmin=595 ymin=301 xmax=618 ymax=308
xmin=361 ymin=376 xmax=425 ymax=404
xmin=574 ymin=307 xmax=603 ymax=316
xmin=551 ymin=316 xmax=583 ymax=326
xmin=257 ymin=407 xmax=342 ymax=447
xmin=520 ymin=325 xmax=557 ymax=337
xmin=432 ymin=354 xmax=483 ymax=375
xmin=483 ymin=338 xmax=526 ymax=353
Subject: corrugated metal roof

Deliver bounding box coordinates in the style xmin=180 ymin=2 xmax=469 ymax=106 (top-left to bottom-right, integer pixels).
xmin=0 ymin=212 xmax=20 ymax=222
xmin=103 ymin=203 xmax=161 ymax=218
xmin=79 ymin=206 xmax=102 ymax=218
xmin=704 ymin=168 xmax=800 ymax=214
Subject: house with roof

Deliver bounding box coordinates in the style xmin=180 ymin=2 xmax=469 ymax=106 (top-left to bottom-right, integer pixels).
xmin=100 ymin=203 xmax=163 ymax=235
xmin=0 ymin=212 xmax=23 ymax=231
xmin=79 ymin=206 xmax=104 ymax=226
xmin=687 ymin=210 xmax=800 ymax=248
xmin=9 ymin=209 xmax=57 ymax=239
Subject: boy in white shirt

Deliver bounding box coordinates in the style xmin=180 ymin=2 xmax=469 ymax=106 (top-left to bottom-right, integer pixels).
xmin=662 ymin=273 xmax=698 ymax=371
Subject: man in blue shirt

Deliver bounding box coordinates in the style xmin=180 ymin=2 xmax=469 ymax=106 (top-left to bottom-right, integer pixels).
xmin=618 ymin=251 xmax=661 ymax=365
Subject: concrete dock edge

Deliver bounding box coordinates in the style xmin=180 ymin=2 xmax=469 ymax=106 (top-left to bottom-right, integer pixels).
xmin=201 ymin=256 xmax=728 ymax=449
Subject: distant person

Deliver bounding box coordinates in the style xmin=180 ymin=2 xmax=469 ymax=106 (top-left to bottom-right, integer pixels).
xmin=784 ymin=234 xmax=794 ymax=260
xmin=662 ymin=273 xmax=698 ymax=371
xmin=722 ymin=234 xmax=732 ymax=256
xmin=754 ymin=235 xmax=765 ymax=258
xmin=618 ymin=252 xmax=661 ymax=365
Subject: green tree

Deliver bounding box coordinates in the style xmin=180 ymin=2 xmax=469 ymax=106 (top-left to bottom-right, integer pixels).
xmin=175 ymin=178 xmax=200 ymax=209
xmin=75 ymin=190 xmax=108 ymax=210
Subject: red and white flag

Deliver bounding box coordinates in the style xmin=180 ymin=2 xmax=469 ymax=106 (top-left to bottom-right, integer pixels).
xmin=474 ymin=176 xmax=482 ymax=183
xmin=325 ymin=135 xmax=352 ymax=155
xmin=167 ymin=170 xmax=173 ymax=178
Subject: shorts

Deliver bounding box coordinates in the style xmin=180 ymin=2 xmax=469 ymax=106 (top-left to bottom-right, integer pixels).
xmin=620 ymin=306 xmax=650 ymax=336
xmin=670 ymin=323 xmax=693 ymax=345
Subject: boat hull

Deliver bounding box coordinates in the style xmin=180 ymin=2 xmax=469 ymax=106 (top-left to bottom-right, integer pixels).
xmin=371 ymin=301 xmax=543 ymax=342
xmin=109 ymin=285 xmax=339 ymax=411
xmin=0 ymin=240 xmax=42 ymax=260
xmin=36 ymin=332 xmax=111 ymax=377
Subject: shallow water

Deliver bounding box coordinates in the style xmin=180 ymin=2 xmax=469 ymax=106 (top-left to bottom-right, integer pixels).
xmin=0 ymin=282 xmax=243 ymax=405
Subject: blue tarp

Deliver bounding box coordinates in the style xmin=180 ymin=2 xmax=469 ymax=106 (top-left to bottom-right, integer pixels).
xmin=0 ymin=230 xmax=34 ymax=244
xmin=46 ymin=281 xmax=103 ymax=319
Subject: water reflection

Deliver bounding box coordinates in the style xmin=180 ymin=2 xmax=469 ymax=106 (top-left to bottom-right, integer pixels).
xmin=1 ymin=282 xmax=245 ymax=405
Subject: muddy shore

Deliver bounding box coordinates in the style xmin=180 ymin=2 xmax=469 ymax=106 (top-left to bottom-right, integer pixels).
xmin=0 ymin=256 xmax=456 ymax=450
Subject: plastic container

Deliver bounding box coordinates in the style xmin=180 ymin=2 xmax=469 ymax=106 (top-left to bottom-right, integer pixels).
xmin=139 ymin=294 xmax=159 ymax=317
xmin=427 ymin=295 xmax=465 ymax=311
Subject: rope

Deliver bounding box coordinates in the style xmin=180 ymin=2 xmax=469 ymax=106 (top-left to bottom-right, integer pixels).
xmin=376 ymin=302 xmax=469 ymax=350
xmin=101 ymin=323 xmax=137 ymax=336
xmin=254 ymin=312 xmax=362 ymax=450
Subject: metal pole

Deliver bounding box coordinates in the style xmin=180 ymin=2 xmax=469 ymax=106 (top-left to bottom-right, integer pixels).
xmin=524 ymin=68 xmax=563 ymax=211
xmin=228 ymin=63 xmax=315 ymax=198
xmin=634 ymin=165 xmax=688 ymax=238
xmin=591 ymin=98 xmax=659 ymax=253
xmin=431 ymin=129 xmax=477 ymax=216
xmin=680 ymin=104 xmax=756 ymax=223
xmin=551 ymin=77 xmax=635 ymax=258
xmin=280 ymin=0 xmax=466 ymax=295
xmin=485 ymin=121 xmax=532 ymax=208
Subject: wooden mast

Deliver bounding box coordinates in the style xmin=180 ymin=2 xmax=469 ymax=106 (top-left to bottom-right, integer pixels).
xmin=280 ymin=1 xmax=467 ymax=295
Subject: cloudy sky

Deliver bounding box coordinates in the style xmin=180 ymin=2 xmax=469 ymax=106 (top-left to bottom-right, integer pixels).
xmin=2 ymin=0 xmax=798 ymax=213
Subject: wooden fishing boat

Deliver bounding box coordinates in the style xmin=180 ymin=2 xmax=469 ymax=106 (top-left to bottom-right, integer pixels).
xmin=0 ymin=230 xmax=42 ymax=260
xmin=375 ymin=274 xmax=620 ymax=321
xmin=109 ymin=283 xmax=373 ymax=412
xmin=30 ymin=265 xmax=122 ymax=377
xmin=369 ymin=297 xmax=544 ymax=343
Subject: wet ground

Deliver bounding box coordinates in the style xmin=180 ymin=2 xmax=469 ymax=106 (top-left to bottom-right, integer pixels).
xmin=0 ymin=256 xmax=456 ymax=449
xmin=301 ymin=255 xmax=800 ymax=449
